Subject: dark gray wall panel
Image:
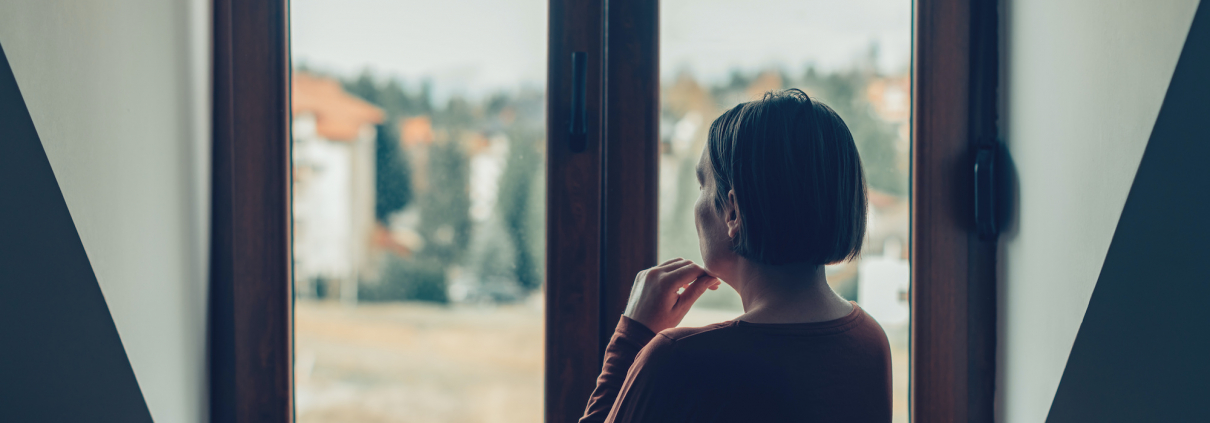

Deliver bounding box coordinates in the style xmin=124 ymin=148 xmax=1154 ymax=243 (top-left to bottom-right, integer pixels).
xmin=0 ymin=43 xmax=152 ymax=422
xmin=1047 ymin=2 xmax=1210 ymax=421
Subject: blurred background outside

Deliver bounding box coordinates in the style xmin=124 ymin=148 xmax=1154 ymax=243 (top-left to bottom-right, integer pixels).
xmin=290 ymin=0 xmax=909 ymax=422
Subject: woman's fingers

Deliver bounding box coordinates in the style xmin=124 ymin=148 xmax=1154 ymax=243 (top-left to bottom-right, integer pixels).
xmin=675 ymin=276 xmax=718 ymax=310
xmin=657 ymin=259 xmax=693 ymax=274
xmin=654 ymin=260 xmax=695 ymax=279
xmin=661 ymin=262 xmax=710 ymax=289
xmin=624 ymin=259 xmax=724 ymax=333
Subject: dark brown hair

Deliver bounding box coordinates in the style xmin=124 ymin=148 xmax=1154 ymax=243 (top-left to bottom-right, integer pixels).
xmin=705 ymin=88 xmax=867 ymax=265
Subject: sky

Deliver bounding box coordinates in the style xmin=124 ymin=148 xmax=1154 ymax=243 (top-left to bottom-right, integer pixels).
xmin=291 ymin=0 xmax=910 ymax=100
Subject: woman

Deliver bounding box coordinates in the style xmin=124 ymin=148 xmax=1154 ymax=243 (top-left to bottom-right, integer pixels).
xmin=580 ymin=89 xmax=891 ymax=422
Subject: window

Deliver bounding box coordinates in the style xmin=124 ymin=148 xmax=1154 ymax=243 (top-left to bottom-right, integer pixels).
xmin=210 ymin=1 xmax=997 ymax=421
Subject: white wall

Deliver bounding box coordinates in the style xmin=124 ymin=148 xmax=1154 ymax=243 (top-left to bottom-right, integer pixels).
xmin=997 ymin=1 xmax=1198 ymax=422
xmin=0 ymin=1 xmax=211 ymax=422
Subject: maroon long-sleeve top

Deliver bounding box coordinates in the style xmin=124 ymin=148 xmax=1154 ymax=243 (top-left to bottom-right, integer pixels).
xmin=579 ymin=302 xmax=892 ymax=423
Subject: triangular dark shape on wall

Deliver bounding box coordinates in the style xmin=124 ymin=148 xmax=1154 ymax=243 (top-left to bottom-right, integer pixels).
xmin=1046 ymin=2 xmax=1210 ymax=422
xmin=0 ymin=42 xmax=152 ymax=422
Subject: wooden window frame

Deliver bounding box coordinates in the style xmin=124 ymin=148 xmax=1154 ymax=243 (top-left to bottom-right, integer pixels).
xmin=544 ymin=0 xmax=606 ymax=421
xmin=545 ymin=1 xmax=661 ymax=422
xmin=209 ymin=0 xmax=997 ymax=421
xmin=210 ymin=0 xmax=293 ymax=421
xmin=912 ymin=0 xmax=998 ymax=421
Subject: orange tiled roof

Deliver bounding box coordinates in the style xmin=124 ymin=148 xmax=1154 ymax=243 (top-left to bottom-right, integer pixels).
xmin=292 ymin=72 xmax=385 ymax=142
xmin=399 ymin=116 xmax=434 ymax=147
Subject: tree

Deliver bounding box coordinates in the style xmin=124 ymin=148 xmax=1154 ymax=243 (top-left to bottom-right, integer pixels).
xmin=341 ymin=72 xmax=429 ymax=223
xmin=495 ymin=127 xmax=543 ymax=291
xmin=418 ymin=139 xmax=473 ymax=264
xmin=373 ymin=124 xmax=412 ymax=222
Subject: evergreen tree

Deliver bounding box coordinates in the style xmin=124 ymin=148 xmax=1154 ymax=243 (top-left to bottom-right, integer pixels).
xmin=496 ymin=127 xmax=542 ymax=292
xmin=373 ymin=124 xmax=412 ymax=222
xmin=340 ymin=72 xmax=426 ymax=223
xmin=418 ymin=139 xmax=473 ymax=264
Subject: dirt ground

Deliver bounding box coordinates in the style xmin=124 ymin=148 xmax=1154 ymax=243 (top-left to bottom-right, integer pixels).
xmin=295 ymin=300 xmax=908 ymax=423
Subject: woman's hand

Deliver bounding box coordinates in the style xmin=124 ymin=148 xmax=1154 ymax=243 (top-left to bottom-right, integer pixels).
xmin=622 ymin=258 xmax=721 ymax=334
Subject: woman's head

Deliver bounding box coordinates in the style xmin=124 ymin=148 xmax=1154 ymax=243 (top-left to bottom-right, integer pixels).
xmin=695 ymin=89 xmax=867 ymax=279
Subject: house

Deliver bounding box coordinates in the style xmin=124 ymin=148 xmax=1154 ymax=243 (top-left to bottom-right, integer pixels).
xmin=291 ymin=72 xmax=385 ymax=302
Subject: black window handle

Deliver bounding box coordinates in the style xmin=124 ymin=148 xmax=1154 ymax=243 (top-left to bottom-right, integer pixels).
xmin=568 ymin=51 xmax=587 ymax=153
xmin=974 ymin=144 xmax=997 ymax=239
xmin=974 ymin=137 xmax=1010 ymax=240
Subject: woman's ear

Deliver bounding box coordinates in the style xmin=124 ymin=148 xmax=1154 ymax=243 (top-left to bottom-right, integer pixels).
xmin=725 ymin=189 xmax=742 ymax=239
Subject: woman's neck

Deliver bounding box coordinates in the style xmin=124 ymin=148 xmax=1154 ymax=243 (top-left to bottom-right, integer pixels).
xmin=731 ymin=259 xmax=854 ymax=324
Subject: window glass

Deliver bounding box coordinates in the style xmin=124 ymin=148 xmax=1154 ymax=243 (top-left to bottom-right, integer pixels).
xmin=290 ymin=1 xmax=546 ymax=421
xmin=661 ymin=1 xmax=911 ymax=421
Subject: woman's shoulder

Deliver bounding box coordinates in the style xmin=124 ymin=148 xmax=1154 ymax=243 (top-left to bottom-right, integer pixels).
xmin=655 ymin=320 xmax=740 ymax=343
xmin=638 ymin=321 xmax=746 ymax=361
xmin=630 ymin=321 xmax=742 ymax=372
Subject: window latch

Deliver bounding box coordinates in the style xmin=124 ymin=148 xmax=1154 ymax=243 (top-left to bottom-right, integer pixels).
xmin=974 ymin=138 xmax=1002 ymax=240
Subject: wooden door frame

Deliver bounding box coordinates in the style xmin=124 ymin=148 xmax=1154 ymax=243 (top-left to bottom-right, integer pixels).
xmin=209 ymin=0 xmax=998 ymax=421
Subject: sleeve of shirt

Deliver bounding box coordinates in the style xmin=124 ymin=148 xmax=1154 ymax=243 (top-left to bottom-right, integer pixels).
xmin=601 ymin=332 xmax=681 ymax=423
xmin=578 ymin=316 xmax=658 ymax=423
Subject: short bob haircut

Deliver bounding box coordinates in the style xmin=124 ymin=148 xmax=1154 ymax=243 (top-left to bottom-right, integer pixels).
xmin=706 ymin=88 xmax=867 ymax=266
